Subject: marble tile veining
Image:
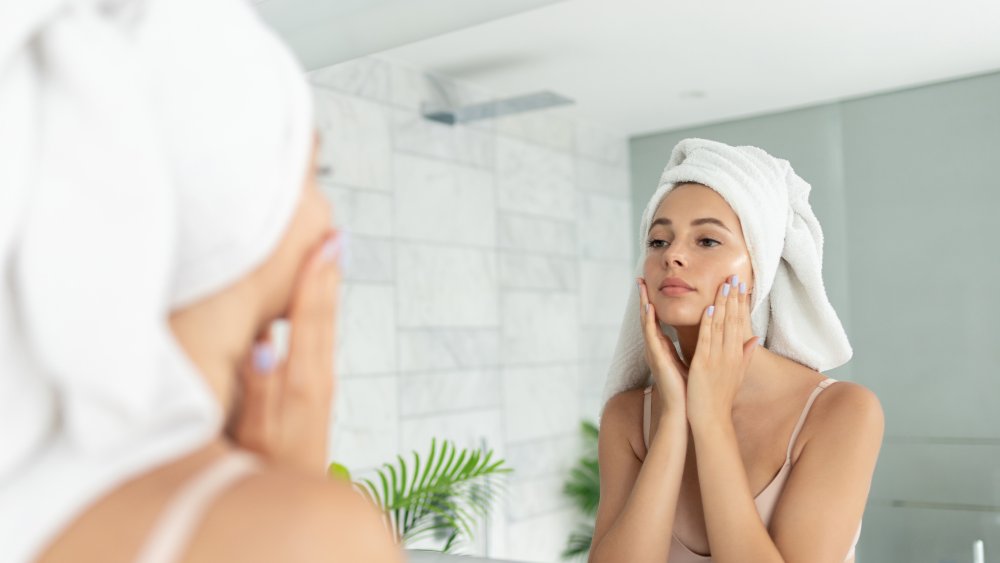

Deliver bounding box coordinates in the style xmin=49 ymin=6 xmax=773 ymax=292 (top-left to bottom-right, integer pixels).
xmin=394 ymin=154 xmax=495 ymax=247
xmin=399 ymin=409 xmax=506 ymax=456
xmin=506 ymin=475 xmax=573 ymax=521
xmin=576 ymin=156 xmax=631 ymax=198
xmin=309 ymin=57 xmax=392 ymax=104
xmin=501 ymin=292 xmax=579 ymax=365
xmin=499 ymin=252 xmax=577 ymax=291
xmin=396 ymin=243 xmax=499 ymax=328
xmin=313 ymin=90 xmax=392 ymax=191
xmin=576 ymin=121 xmax=627 ymax=165
xmin=495 ymin=109 xmax=575 ymax=152
xmin=321 ymin=184 xmax=393 ymax=237
xmin=398 ymin=369 xmax=502 ymax=417
xmin=578 ymin=193 xmax=633 ymax=262
xmin=336 ymin=283 xmax=396 ymax=376
xmin=329 ymin=375 xmax=398 ymax=472
xmin=502 ymin=508 xmax=577 ymax=563
xmin=579 ymin=261 xmax=632 ymax=326
xmin=502 ymin=364 xmax=580 ymax=442
xmin=398 ymin=328 xmax=501 ymax=372
xmin=497 ymin=136 xmax=574 ymax=221
xmin=392 ymin=109 xmax=495 ymax=169
xmin=506 ymin=434 xmax=583 ymax=480
xmin=497 ymin=213 xmax=576 ymax=257
xmin=340 ymin=235 xmax=394 ymax=283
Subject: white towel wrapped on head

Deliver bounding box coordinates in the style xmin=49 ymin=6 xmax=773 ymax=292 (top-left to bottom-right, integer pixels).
xmin=601 ymin=138 xmax=852 ymax=410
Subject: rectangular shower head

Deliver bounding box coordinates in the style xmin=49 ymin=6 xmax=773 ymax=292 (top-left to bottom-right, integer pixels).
xmin=422 ymin=91 xmax=574 ymax=125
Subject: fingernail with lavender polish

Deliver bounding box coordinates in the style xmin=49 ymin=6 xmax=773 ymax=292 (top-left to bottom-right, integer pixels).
xmin=722 ymin=283 xmax=730 ymax=297
xmin=253 ymin=342 xmax=277 ymax=374
xmin=758 ymin=336 xmax=765 ymax=347
xmin=740 ymin=282 xmax=747 ymax=294
xmin=322 ymin=234 xmax=342 ymax=262
xmin=324 ymin=231 xmax=351 ymax=271
xmin=707 ymin=305 xmax=715 ymax=317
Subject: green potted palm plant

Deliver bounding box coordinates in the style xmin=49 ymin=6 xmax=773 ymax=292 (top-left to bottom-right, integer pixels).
xmin=330 ymin=438 xmax=511 ymax=553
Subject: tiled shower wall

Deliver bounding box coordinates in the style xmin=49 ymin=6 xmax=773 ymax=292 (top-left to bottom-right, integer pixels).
xmin=310 ymin=56 xmax=633 ymax=561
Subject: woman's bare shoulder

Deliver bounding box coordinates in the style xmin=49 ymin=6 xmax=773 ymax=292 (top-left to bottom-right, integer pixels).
xmin=818 ymin=380 xmax=882 ymax=416
xmin=186 ymin=467 xmax=402 ymax=563
xmin=807 ymin=380 xmax=884 ymax=439
xmin=602 ymin=387 xmax=647 ymax=426
xmin=600 ymin=387 xmax=648 ymax=458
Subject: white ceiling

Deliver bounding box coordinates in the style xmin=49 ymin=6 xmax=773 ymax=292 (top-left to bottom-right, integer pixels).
xmin=380 ymin=0 xmax=1000 ymax=137
xmin=254 ymin=0 xmax=563 ymax=70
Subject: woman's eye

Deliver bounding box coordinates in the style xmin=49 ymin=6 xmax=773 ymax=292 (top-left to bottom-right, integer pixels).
xmin=647 ymin=238 xmax=719 ymax=249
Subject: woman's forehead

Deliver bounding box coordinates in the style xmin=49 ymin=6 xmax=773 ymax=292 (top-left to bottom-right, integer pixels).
xmin=652 ymin=183 xmax=739 ymax=223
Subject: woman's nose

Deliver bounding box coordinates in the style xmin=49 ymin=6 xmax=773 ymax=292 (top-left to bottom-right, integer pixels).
xmin=662 ymin=245 xmax=685 ymax=267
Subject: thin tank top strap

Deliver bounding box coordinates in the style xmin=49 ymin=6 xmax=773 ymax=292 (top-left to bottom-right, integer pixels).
xmin=642 ymin=386 xmax=652 ymax=450
xmin=785 ymin=378 xmax=838 ymax=462
xmin=134 ymin=451 xmax=261 ymax=563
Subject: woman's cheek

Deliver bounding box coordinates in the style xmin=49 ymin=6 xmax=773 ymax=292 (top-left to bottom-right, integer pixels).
xmin=642 ymin=251 xmax=660 ymax=277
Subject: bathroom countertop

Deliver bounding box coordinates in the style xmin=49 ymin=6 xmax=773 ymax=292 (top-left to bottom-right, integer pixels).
xmin=405 ymin=550 xmax=520 ymax=563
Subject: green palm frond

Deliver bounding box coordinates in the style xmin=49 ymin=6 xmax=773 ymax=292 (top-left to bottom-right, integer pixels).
xmin=351 ymin=438 xmax=511 ymax=553
xmin=580 ymin=419 xmax=599 ymax=448
xmin=562 ymin=419 xmax=601 ymax=560
xmin=564 ymin=420 xmax=600 ymax=516
xmin=563 ymin=457 xmax=599 ymax=516
xmin=561 ymin=522 xmax=595 ymax=560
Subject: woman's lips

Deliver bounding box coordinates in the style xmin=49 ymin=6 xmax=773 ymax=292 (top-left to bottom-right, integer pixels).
xmin=660 ymin=286 xmax=694 ymax=297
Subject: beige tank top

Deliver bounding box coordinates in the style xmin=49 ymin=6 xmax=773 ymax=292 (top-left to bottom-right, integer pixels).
xmin=133 ymin=451 xmax=260 ymax=563
xmin=642 ymin=378 xmax=861 ymax=562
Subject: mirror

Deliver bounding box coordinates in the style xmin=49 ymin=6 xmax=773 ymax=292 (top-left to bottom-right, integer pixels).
xmin=261 ymin=1 xmax=1000 ymax=560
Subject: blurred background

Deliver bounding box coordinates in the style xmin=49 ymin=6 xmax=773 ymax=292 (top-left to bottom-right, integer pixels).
xmin=252 ymin=0 xmax=1000 ymax=561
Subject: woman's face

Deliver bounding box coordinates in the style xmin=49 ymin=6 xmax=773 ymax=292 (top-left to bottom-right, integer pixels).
xmin=643 ymin=183 xmax=754 ymax=328
xmin=255 ymin=134 xmax=332 ymax=323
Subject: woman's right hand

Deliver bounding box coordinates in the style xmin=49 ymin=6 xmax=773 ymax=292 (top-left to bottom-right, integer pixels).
xmin=230 ymin=231 xmax=343 ymax=475
xmin=637 ymin=278 xmax=688 ymax=415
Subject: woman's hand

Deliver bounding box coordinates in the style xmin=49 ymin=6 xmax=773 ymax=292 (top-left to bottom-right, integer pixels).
xmin=637 ymin=278 xmax=688 ymax=415
xmin=230 ymin=231 xmax=343 ymax=475
xmin=686 ymin=274 xmax=760 ymax=428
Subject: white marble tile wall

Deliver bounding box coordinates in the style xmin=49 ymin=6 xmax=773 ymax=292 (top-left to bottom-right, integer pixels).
xmin=310 ymin=55 xmax=632 ymax=561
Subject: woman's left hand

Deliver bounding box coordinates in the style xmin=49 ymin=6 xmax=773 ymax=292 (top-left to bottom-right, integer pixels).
xmin=686 ymin=274 xmax=761 ymax=427
xmin=230 ymin=231 xmax=342 ymax=475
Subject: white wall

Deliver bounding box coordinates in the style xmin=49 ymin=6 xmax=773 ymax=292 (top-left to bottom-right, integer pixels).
xmin=310 ymin=55 xmax=633 ymax=561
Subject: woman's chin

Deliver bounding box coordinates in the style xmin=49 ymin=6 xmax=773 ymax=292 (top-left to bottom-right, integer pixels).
xmin=653 ymin=305 xmax=705 ymax=328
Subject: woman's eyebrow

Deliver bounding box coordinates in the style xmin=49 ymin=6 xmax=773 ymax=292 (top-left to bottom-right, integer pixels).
xmin=648 ymin=217 xmax=731 ymax=233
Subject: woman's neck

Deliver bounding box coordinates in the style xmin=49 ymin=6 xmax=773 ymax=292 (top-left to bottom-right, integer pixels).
xmin=672 ymin=324 xmax=781 ymax=398
xmin=168 ymin=287 xmax=262 ymax=415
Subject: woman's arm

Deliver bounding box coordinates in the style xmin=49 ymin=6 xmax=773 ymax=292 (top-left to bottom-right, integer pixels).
xmin=686 ymin=277 xmax=884 ymax=563
xmin=589 ymin=393 xmax=688 ymax=563
xmin=691 ymin=382 xmax=883 ymax=563
xmin=689 ymin=411 xmax=780 ymax=563
xmin=772 ymin=383 xmax=883 ymax=562
xmin=590 ymin=279 xmax=696 ymax=562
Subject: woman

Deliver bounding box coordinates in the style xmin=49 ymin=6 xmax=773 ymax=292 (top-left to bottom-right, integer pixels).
xmin=0 ymin=0 xmax=399 ymax=561
xmin=589 ymin=139 xmax=883 ymax=563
